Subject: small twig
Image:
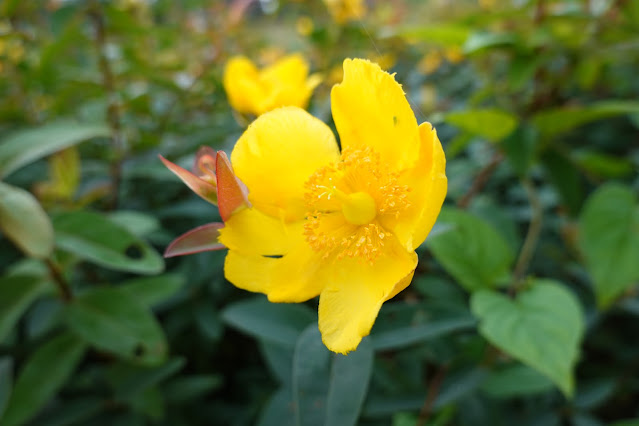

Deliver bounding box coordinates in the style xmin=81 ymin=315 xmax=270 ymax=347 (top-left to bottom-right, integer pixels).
xmin=89 ymin=3 xmax=125 ymax=209
xmin=45 ymin=258 xmax=72 ymax=302
xmin=457 ymin=152 xmax=504 ymax=209
xmin=512 ymin=178 xmax=543 ymax=290
xmin=417 ymin=364 xmax=449 ymax=426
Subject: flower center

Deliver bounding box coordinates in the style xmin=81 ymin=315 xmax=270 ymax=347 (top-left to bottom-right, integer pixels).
xmin=331 ymin=189 xmax=377 ymax=225
xmin=303 ymin=147 xmax=410 ymax=263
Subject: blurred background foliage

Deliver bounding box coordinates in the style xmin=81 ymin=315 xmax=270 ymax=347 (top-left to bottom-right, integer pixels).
xmin=0 ymin=0 xmax=638 ymax=425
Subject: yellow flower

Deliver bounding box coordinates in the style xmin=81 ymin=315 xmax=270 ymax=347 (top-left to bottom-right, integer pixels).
xmin=162 ymin=59 xmax=446 ymax=354
xmin=323 ymin=0 xmax=366 ymax=24
xmin=223 ymin=54 xmax=321 ymax=116
xmin=219 ymin=59 xmax=447 ymax=353
xmin=444 ymin=46 xmax=464 ymax=64
xmin=418 ymin=50 xmax=443 ymax=75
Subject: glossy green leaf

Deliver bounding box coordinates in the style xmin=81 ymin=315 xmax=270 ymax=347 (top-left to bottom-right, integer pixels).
xmin=221 ymin=296 xmax=315 ymax=347
xmin=120 ymin=274 xmax=185 ymax=308
xmin=0 ymin=121 xmax=110 ymax=178
xmin=108 ymin=211 xmax=161 ymax=237
xmin=532 ymin=101 xmax=639 ymax=139
xmin=578 ymin=184 xmax=639 ymax=307
xmin=446 ymin=108 xmax=518 ymax=143
xmin=427 ymin=208 xmax=514 ymax=291
xmin=292 ymin=325 xmax=373 ymax=426
xmin=52 ymin=211 xmax=164 ymax=274
xmin=0 ymin=183 xmax=54 ymax=259
xmin=0 ymin=333 xmax=86 ymax=426
xmin=471 ymin=280 xmax=584 ymax=396
xmin=64 ymin=287 xmax=167 ymax=365
xmin=480 ymin=364 xmax=554 ymax=398
xmin=371 ymin=316 xmax=476 ymax=351
xmin=0 ymin=358 xmax=11 ymax=420
xmin=0 ymin=275 xmax=51 ymax=342
xmin=463 ymin=31 xmax=519 ymax=54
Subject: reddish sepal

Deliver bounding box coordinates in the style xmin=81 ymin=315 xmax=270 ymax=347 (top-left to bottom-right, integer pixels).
xmin=216 ymin=151 xmax=250 ymax=222
xmin=159 ymin=155 xmax=218 ymax=205
xmin=164 ymin=222 xmax=225 ymax=258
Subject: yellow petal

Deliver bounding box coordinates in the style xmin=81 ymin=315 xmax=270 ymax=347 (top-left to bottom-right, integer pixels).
xmin=219 ymin=207 xmax=299 ymax=256
xmin=258 ymin=54 xmax=319 ymax=114
xmin=224 ymin=235 xmax=325 ymax=303
xmin=231 ymin=107 xmax=340 ymax=221
xmin=331 ymin=58 xmax=420 ymax=170
xmin=318 ymin=236 xmax=418 ymax=354
xmin=223 ymin=56 xmax=265 ymax=115
xmin=381 ymin=122 xmax=447 ymax=251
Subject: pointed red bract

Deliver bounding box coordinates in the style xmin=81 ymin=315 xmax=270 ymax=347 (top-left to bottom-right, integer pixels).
xmin=216 ymin=151 xmax=250 ymax=222
xmin=194 ymin=147 xmax=217 ymax=184
xmin=159 ymin=155 xmax=218 ymax=205
xmin=164 ymin=222 xmax=226 ymax=258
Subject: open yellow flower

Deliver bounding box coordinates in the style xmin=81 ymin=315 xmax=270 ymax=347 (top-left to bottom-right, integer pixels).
xmin=223 ymin=54 xmax=321 ymax=116
xmin=219 ymin=59 xmax=447 ymax=353
xmin=162 ymin=59 xmax=446 ymax=354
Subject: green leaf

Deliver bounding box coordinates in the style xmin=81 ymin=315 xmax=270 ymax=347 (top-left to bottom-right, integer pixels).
xmin=532 ymin=101 xmax=639 ymax=139
xmin=0 ymin=183 xmax=54 ymax=259
xmin=120 ymin=274 xmax=185 ymax=308
xmin=292 ymin=325 xmax=373 ymax=426
xmin=463 ymin=31 xmax=519 ymax=54
xmin=480 ymin=364 xmax=554 ymax=398
xmin=427 ymin=208 xmax=514 ymax=291
xmin=0 ymin=358 xmax=12 ymax=419
xmin=53 ymin=211 xmax=164 ymax=275
xmin=256 ymin=388 xmax=295 ymax=426
xmin=221 ymin=296 xmax=315 ymax=347
xmin=371 ymin=316 xmax=476 ymax=351
xmin=542 ymin=150 xmax=583 ymax=216
xmin=0 ymin=275 xmax=51 ymax=342
xmin=0 ymin=333 xmax=86 ymax=426
xmin=0 ymin=121 xmax=110 ymax=178
xmin=108 ymin=211 xmax=160 ymax=237
xmin=64 ymin=287 xmax=167 ymax=365
xmin=389 ymin=24 xmax=470 ymax=46
xmin=471 ymin=280 xmax=585 ymax=396
xmin=572 ymin=150 xmax=634 ymax=178
xmin=578 ymin=184 xmax=639 ymax=307
xmin=107 ymin=358 xmax=185 ymax=400
xmin=325 ymin=337 xmax=374 ymax=426
xmin=446 ymin=108 xmax=518 ymax=143
xmin=163 ymin=375 xmax=223 ymax=404
xmin=501 ymin=125 xmax=539 ymax=177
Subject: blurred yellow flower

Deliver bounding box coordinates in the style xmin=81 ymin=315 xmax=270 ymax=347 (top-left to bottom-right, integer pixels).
xmin=223 ymin=54 xmax=321 ymax=116
xmin=444 ymin=46 xmax=464 ymax=64
xmin=418 ymin=50 xmax=443 ymax=75
xmin=296 ymin=16 xmax=314 ymax=36
xmin=218 ymin=59 xmax=447 ymax=353
xmin=323 ymin=0 xmax=366 ymax=24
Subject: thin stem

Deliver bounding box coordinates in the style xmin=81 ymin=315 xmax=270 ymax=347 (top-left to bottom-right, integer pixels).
xmin=416 ymin=364 xmax=449 ymax=426
xmin=457 ymin=152 xmax=504 ymax=209
xmin=512 ymin=178 xmax=543 ymax=290
xmin=89 ymin=3 xmax=125 ymax=210
xmin=45 ymin=258 xmax=72 ymax=302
